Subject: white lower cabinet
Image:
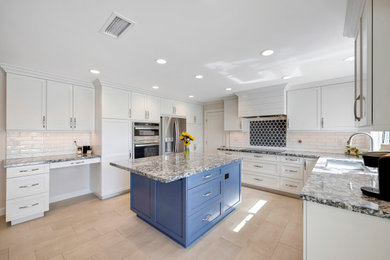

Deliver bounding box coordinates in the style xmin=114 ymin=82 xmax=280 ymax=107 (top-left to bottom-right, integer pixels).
xmin=218 ymin=150 xmax=318 ymax=195
xmin=6 ymin=164 xmax=50 ymax=224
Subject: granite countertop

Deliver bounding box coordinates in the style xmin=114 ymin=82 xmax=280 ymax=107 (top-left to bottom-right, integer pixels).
xmin=217 ymin=146 xmax=321 ymax=159
xmin=110 ymin=152 xmax=242 ymax=183
xmin=4 ymin=154 xmax=101 ymax=168
xmin=301 ymin=156 xmax=390 ymax=219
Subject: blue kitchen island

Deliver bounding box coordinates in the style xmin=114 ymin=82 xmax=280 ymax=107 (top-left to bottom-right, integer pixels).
xmin=110 ymin=152 xmax=242 ymax=248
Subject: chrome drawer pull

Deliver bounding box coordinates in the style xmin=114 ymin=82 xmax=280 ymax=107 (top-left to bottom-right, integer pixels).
xmin=202 ymin=192 xmax=212 ymax=197
xmin=253 ymin=165 xmax=263 ymax=168
xmin=19 ymin=202 xmax=39 ymax=209
xmin=19 ymin=183 xmax=39 ymax=188
xmin=286 ymin=158 xmax=298 ymax=161
xmin=19 ymin=168 xmax=39 ymax=173
xmin=71 ymin=161 xmax=85 ymax=165
xmin=202 ymin=214 xmax=212 ymax=222
xmin=254 ymin=178 xmax=264 ymax=182
xmin=286 ymin=169 xmax=298 ymax=173
xmin=286 ymin=184 xmax=298 ymax=188
xmin=202 ymin=174 xmax=212 ymax=179
xmin=254 ymin=155 xmax=263 ymax=158
xmin=225 ymin=152 xmax=233 ymax=155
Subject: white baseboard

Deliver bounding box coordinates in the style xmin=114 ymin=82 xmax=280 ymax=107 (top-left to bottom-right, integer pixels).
xmin=0 ymin=207 xmax=4 ymax=216
xmin=95 ymin=188 xmax=130 ymax=200
xmin=49 ymin=189 xmax=92 ymax=203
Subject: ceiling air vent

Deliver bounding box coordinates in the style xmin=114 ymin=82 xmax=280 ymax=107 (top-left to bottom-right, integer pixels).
xmin=100 ymin=12 xmax=135 ymax=39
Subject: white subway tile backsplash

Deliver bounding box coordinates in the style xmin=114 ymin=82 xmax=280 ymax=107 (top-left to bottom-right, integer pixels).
xmin=6 ymin=132 xmax=91 ymax=159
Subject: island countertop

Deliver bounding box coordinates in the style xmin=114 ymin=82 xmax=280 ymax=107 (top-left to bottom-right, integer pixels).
xmin=110 ymin=152 xmax=242 ymax=183
xmin=300 ymin=156 xmax=390 ymax=219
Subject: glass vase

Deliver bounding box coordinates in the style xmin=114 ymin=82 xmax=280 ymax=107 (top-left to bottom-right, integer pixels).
xmin=184 ymin=146 xmax=190 ymax=159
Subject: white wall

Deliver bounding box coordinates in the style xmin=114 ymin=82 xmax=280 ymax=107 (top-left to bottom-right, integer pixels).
xmin=0 ymin=69 xmax=6 ymax=215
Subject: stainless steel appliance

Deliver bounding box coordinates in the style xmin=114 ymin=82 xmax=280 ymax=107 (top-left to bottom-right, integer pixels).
xmin=133 ymin=122 xmax=160 ymax=159
xmin=160 ymin=116 xmax=186 ymax=154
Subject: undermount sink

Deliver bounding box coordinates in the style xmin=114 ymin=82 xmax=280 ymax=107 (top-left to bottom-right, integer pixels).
xmin=325 ymin=159 xmax=366 ymax=171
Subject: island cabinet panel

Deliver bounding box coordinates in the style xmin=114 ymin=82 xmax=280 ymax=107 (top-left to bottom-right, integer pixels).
xmin=130 ymin=160 xmax=241 ymax=248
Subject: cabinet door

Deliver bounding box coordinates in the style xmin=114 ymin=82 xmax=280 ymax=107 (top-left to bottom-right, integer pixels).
xmin=187 ymin=123 xmax=203 ymax=152
xmin=146 ymin=95 xmax=161 ymax=122
xmin=194 ymin=104 xmax=203 ymax=125
xmin=321 ymin=83 xmax=355 ymax=130
xmin=224 ymin=98 xmax=241 ymax=131
xmin=6 ymin=74 xmax=46 ymax=130
xmin=287 ymin=88 xmax=320 ymax=130
xmin=46 ymin=81 xmax=73 ymax=130
xmin=173 ymin=101 xmax=186 ymax=117
xmin=222 ymin=163 xmax=241 ymax=213
xmin=132 ymin=93 xmax=146 ymax=120
xmin=73 ymin=86 xmax=95 ymax=131
xmin=102 ymin=87 xmax=131 ymax=120
xmin=160 ymin=98 xmax=174 ymax=115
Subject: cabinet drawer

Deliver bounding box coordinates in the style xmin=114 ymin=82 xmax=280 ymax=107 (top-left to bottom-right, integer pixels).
xmin=50 ymin=157 xmax=101 ymax=169
xmin=188 ymin=177 xmax=221 ymax=215
xmin=7 ymin=164 xmax=49 ymax=179
xmin=218 ymin=151 xmax=238 ymax=156
xmin=187 ymin=168 xmax=221 ymax=190
xmin=279 ymin=178 xmax=303 ymax=194
xmin=279 ymin=164 xmax=304 ymax=180
xmin=242 ymin=172 xmax=279 ymax=190
xmin=279 ymin=156 xmax=303 ymax=164
xmin=243 ymin=160 xmax=277 ymax=176
xmin=6 ymin=193 xmax=49 ymax=222
xmin=242 ymin=152 xmax=278 ymax=162
xmin=188 ymin=200 xmax=221 ymax=242
xmin=6 ymin=173 xmax=49 ymax=200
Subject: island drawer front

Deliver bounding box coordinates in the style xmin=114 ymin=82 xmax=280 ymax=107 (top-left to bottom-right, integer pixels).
xmin=187 ymin=168 xmax=221 ymax=190
xmin=279 ymin=178 xmax=303 ymax=194
xmin=7 ymin=164 xmax=49 ymax=179
xmin=6 ymin=193 xmax=49 ymax=222
xmin=188 ymin=200 xmax=221 ymax=242
xmin=188 ymin=177 xmax=222 ymax=215
xmin=279 ymin=156 xmax=303 ymax=164
xmin=6 ymin=173 xmax=49 ymax=200
xmin=243 ymin=160 xmax=277 ymax=176
xmin=279 ymin=164 xmax=304 ymax=180
xmin=242 ymin=152 xmax=278 ymax=162
xmin=242 ymin=172 xmax=279 ymax=190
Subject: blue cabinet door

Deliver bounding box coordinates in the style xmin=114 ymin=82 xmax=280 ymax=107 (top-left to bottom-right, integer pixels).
xmin=131 ymin=173 xmax=153 ymax=219
xmin=221 ymin=162 xmax=241 ymax=213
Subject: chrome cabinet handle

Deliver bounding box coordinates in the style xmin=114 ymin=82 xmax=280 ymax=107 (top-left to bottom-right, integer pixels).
xmin=202 ymin=174 xmax=212 ymax=179
xmin=321 ymin=117 xmax=324 ymax=128
xmin=286 ymin=184 xmax=298 ymax=188
xmin=70 ymin=117 xmax=73 ymax=129
xmin=254 ymin=178 xmax=264 ymax=181
xmin=19 ymin=202 xmax=39 ymax=209
xmin=202 ymin=192 xmax=212 ymax=197
xmin=19 ymin=183 xmax=39 ymax=188
xmin=304 ymin=160 xmax=307 ymax=171
xmin=254 ymin=165 xmax=263 ymax=168
xmin=194 ymin=144 xmax=197 ymax=151
xmin=129 ymin=151 xmax=132 ymax=159
xmin=354 ymin=95 xmax=361 ymax=121
xmin=70 ymin=161 xmax=85 ymax=165
xmin=254 ymin=155 xmax=263 ymax=158
xmin=74 ymin=117 xmax=76 ymax=128
xmin=286 ymin=158 xmax=298 ymax=161
xmin=194 ymin=116 xmax=197 ymax=123
xmin=19 ymin=168 xmax=39 ymax=173
xmin=202 ymin=214 xmax=212 ymax=222
xmin=129 ymin=108 xmax=132 ymax=119
xmin=42 ymin=116 xmax=46 ymax=128
xmin=286 ymin=169 xmax=298 ymax=173
xmin=225 ymin=152 xmax=233 ymax=155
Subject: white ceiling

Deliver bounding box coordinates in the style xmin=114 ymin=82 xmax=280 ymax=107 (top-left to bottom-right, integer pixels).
xmin=0 ymin=0 xmax=354 ymax=102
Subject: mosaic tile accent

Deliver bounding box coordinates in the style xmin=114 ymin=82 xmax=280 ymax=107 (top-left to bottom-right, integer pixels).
xmin=250 ymin=119 xmax=286 ymax=147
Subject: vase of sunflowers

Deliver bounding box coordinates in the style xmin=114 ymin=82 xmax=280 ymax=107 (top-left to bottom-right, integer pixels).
xmin=180 ymin=132 xmax=195 ymax=159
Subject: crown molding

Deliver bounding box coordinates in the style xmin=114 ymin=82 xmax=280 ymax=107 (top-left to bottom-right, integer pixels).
xmin=0 ymin=63 xmax=92 ymax=88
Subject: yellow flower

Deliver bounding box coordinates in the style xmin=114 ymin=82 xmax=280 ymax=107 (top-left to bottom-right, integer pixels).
xmin=184 ymin=140 xmax=190 ymax=146
xmin=189 ymin=135 xmax=195 ymax=141
xmin=179 ymin=136 xmax=184 ymax=140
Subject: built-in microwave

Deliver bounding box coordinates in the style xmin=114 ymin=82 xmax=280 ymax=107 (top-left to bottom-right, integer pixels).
xmin=132 ymin=122 xmax=160 ymax=159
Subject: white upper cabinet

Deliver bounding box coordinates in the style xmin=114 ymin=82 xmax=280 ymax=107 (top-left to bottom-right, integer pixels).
xmin=73 ymin=86 xmax=95 ymax=131
xmin=321 ymin=83 xmax=355 ymax=130
xmin=6 ymin=74 xmax=47 ymax=131
xmin=46 ymin=81 xmax=73 ymax=131
xmin=146 ymin=95 xmax=161 ymax=122
xmin=172 ymin=101 xmax=187 ymax=117
xmin=224 ymin=97 xmax=248 ymax=132
xmin=131 ymin=93 xmax=146 ymax=121
xmin=187 ymin=123 xmax=203 ymax=153
xmin=186 ymin=103 xmax=203 ymax=125
xmin=287 ymin=88 xmax=320 ymax=131
xmin=160 ymin=98 xmax=174 ymax=115
xmin=102 ymin=87 xmax=131 ymax=120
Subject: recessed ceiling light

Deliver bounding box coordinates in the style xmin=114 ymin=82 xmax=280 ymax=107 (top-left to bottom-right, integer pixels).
xmin=226 ymin=88 xmax=232 ymax=91
xmin=90 ymin=69 xmax=100 ymax=74
xmin=156 ymin=59 xmax=167 ymax=64
xmin=195 ymin=75 xmax=204 ymax=79
xmin=344 ymin=56 xmax=354 ymax=62
xmin=188 ymin=95 xmax=194 ymax=98
xmin=261 ymin=49 xmax=274 ymax=56
xmin=152 ymin=86 xmax=159 ymax=89
xmin=282 ymin=75 xmax=293 ymax=80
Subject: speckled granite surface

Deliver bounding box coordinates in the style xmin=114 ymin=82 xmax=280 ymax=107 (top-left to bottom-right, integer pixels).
xmin=4 ymin=154 xmax=101 ymax=168
xmin=110 ymin=152 xmax=242 ymax=183
xmin=217 ymin=146 xmax=320 ymax=159
xmin=301 ymin=157 xmax=390 ymax=219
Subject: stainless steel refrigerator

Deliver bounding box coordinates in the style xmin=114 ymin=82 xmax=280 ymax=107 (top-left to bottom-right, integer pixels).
xmin=160 ymin=116 xmax=186 ymax=154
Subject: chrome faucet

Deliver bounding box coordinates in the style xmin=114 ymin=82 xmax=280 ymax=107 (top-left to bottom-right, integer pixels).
xmin=347 ymin=133 xmax=374 ymax=152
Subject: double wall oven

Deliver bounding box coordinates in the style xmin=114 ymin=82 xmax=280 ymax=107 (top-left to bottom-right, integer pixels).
xmin=132 ymin=122 xmax=160 ymax=159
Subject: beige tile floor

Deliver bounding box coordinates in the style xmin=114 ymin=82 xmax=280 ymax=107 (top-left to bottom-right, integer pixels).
xmin=0 ymin=187 xmax=303 ymax=260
